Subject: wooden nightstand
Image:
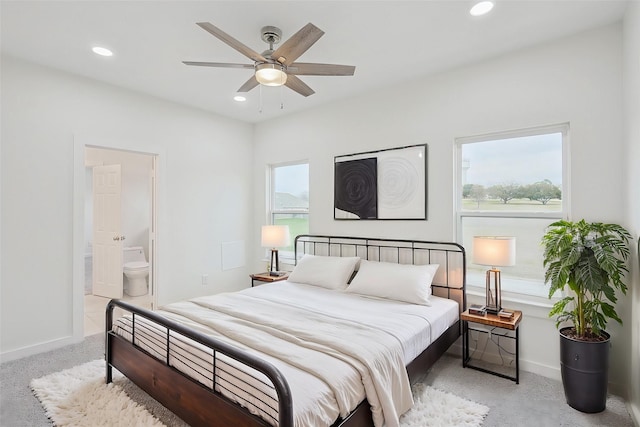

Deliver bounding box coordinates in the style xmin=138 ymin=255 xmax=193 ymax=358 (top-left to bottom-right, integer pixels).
xmin=250 ymin=272 xmax=289 ymax=287
xmin=461 ymin=309 xmax=523 ymax=384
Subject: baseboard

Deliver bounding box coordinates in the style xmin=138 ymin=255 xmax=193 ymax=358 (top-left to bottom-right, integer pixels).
xmin=447 ymin=340 xmax=562 ymax=381
xmin=521 ymin=359 xmax=561 ymax=381
xmin=0 ymin=335 xmax=81 ymax=363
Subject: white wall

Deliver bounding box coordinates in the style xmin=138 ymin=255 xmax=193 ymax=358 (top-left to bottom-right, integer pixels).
xmin=0 ymin=56 xmax=254 ymax=359
xmin=623 ymin=1 xmax=640 ymax=424
xmin=253 ymin=24 xmax=630 ymax=390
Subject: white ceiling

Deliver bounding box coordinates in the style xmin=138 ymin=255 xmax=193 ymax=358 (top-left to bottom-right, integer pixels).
xmin=1 ymin=1 xmax=629 ymax=124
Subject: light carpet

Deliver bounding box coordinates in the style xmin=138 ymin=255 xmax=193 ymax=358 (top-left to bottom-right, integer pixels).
xmin=31 ymin=359 xmax=489 ymax=427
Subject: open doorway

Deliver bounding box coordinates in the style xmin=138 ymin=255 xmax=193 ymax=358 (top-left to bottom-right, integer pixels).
xmin=83 ymin=147 xmax=156 ymax=336
xmin=73 ymin=136 xmax=163 ymax=341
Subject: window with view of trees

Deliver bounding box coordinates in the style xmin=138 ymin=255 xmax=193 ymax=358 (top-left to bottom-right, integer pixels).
xmin=269 ymin=162 xmax=309 ymax=257
xmin=456 ymin=124 xmax=568 ymax=298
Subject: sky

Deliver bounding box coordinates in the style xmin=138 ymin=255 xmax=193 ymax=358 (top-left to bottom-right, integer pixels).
xmin=462 ymin=132 xmax=562 ymax=187
xmin=274 ymin=163 xmax=309 ymax=197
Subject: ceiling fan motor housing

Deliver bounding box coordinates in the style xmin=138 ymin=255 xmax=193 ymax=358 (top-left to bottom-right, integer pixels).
xmin=261 ymin=26 xmax=282 ymax=46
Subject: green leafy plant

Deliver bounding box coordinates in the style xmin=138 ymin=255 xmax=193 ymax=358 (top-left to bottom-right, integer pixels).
xmin=542 ymin=219 xmax=631 ymax=340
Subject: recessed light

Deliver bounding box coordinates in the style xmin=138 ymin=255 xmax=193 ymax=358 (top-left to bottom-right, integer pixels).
xmin=233 ymin=95 xmax=247 ymax=102
xmin=470 ymin=1 xmax=494 ymax=16
xmin=92 ymin=46 xmax=113 ymax=57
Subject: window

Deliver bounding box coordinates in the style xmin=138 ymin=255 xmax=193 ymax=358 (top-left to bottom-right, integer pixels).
xmin=455 ymin=124 xmax=569 ymax=299
xmin=269 ymin=162 xmax=309 ymax=258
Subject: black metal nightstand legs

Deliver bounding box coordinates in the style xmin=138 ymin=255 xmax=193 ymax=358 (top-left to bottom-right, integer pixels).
xmin=462 ymin=319 xmax=520 ymax=384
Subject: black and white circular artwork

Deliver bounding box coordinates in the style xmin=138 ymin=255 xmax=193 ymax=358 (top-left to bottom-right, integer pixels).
xmin=334 ymin=144 xmax=426 ymax=219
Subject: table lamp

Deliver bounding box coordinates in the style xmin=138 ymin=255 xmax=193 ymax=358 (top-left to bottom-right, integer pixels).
xmin=472 ymin=236 xmax=516 ymax=314
xmin=261 ymin=225 xmax=291 ymax=276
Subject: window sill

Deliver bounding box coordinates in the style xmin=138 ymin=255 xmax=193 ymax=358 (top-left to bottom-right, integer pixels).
xmin=466 ymin=284 xmax=553 ymax=306
xmin=466 ymin=270 xmax=562 ymax=298
xmin=261 ymin=256 xmax=296 ymax=272
xmin=466 ymin=284 xmax=557 ymax=320
xmin=279 ymin=258 xmax=296 ymax=271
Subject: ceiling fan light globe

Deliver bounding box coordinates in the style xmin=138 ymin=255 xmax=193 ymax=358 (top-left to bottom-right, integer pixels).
xmin=255 ymin=63 xmax=287 ymax=86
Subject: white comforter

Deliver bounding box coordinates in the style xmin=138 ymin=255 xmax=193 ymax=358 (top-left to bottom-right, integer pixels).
xmin=153 ymin=281 xmax=457 ymax=427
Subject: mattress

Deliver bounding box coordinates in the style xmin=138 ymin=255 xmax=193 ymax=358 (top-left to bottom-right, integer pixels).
xmin=112 ymin=281 xmax=459 ymax=427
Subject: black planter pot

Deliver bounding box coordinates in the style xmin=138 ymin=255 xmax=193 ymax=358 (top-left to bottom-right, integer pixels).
xmin=559 ymin=327 xmax=610 ymax=413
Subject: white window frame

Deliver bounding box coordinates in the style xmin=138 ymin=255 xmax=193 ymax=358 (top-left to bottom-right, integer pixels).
xmin=267 ymin=160 xmax=309 ymax=262
xmin=454 ymin=123 xmax=570 ymax=303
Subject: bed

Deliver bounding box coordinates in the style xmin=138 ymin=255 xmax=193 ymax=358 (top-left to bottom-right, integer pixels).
xmin=105 ymin=235 xmax=466 ymax=427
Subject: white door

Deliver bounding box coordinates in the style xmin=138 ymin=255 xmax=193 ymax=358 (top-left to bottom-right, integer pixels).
xmin=92 ymin=164 xmax=123 ymax=299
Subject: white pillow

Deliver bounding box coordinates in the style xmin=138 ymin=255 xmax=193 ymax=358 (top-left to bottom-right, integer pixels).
xmin=288 ymin=254 xmax=360 ymax=290
xmin=346 ymin=260 xmax=439 ymax=305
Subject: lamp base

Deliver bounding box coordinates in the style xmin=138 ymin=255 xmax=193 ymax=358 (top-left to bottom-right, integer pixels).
xmin=485 ymin=268 xmax=502 ymax=315
xmin=269 ymin=248 xmax=280 ymax=275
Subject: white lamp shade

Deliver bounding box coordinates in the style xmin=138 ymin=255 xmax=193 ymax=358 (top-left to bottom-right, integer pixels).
xmin=261 ymin=225 xmax=290 ymax=248
xmin=472 ymin=236 xmax=516 ymax=267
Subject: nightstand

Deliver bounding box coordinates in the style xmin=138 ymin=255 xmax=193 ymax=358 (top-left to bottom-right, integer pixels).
xmin=461 ymin=309 xmax=523 ymax=384
xmin=250 ymin=272 xmax=289 ymax=287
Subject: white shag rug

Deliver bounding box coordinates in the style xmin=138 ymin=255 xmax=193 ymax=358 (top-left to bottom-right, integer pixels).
xmin=31 ymin=360 xmax=164 ymax=426
xmin=401 ymin=383 xmax=489 ymax=427
xmin=32 ymin=359 xmax=489 ymax=427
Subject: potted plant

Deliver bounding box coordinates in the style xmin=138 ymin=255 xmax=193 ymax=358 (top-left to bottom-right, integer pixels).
xmin=542 ymin=219 xmax=631 ymax=413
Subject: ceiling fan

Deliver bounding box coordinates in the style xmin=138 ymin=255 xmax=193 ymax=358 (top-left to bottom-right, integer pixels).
xmin=183 ymin=22 xmax=356 ymax=97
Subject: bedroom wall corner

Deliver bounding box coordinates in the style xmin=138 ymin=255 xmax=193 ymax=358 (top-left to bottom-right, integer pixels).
xmin=623 ymin=1 xmax=640 ymax=423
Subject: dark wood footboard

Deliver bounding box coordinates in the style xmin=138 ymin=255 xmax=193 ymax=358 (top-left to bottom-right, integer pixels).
xmin=108 ymin=333 xmax=273 ymax=427
xmin=106 ymin=299 xmax=293 ymax=427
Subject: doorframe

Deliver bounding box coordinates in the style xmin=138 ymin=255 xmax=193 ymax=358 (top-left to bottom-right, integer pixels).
xmin=73 ymin=135 xmax=166 ymax=341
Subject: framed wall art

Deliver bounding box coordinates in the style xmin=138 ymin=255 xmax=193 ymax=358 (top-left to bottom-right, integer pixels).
xmin=334 ymin=144 xmax=427 ymax=220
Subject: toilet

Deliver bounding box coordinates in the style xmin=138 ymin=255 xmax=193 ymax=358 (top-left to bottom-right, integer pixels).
xmin=123 ymin=246 xmax=149 ymax=296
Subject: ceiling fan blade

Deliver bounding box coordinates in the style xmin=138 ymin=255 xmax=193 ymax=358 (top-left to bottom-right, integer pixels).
xmin=271 ymin=23 xmax=324 ymax=66
xmin=182 ymin=61 xmax=254 ymax=69
xmin=284 ymin=74 xmax=315 ymax=97
xmin=238 ymin=75 xmax=259 ymax=92
xmin=196 ymin=22 xmax=267 ymax=63
xmin=287 ymin=62 xmax=356 ymax=76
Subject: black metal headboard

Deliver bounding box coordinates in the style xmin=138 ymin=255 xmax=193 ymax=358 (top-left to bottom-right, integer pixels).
xmin=294 ymin=235 xmax=466 ymax=313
